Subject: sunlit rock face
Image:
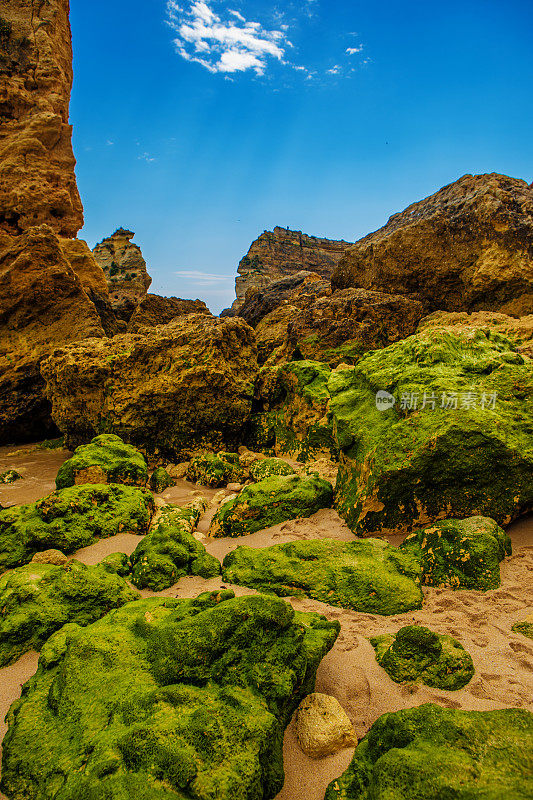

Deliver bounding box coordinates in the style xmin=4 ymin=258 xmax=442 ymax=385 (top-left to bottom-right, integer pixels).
xmin=92 ymin=228 xmax=152 ymax=323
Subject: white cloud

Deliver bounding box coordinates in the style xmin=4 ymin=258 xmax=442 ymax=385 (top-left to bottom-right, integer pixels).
xmin=166 ymin=1 xmax=289 ymax=76
xmin=346 ymin=46 xmax=363 ymax=55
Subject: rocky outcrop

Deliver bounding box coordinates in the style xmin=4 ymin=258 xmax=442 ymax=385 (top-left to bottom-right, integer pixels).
xmin=58 ymin=237 xmax=117 ymax=334
xmin=0 ymin=225 xmax=105 ymax=443
xmin=226 ymin=227 xmax=351 ymax=314
xmin=92 ymin=228 xmax=152 ymax=322
xmin=55 ymin=433 xmax=148 ymax=489
xmin=234 ymin=271 xmax=330 ymax=327
xmin=127 ymin=292 xmax=210 ymax=332
xmin=332 ymin=173 xmax=533 ymax=316
xmin=41 ymin=314 xmax=258 ymax=458
xmin=0 ymin=0 xmax=83 ymax=236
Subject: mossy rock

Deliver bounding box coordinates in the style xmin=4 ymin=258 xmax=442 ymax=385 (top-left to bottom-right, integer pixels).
xmin=186 ymin=451 xmax=244 ymax=487
xmin=0 ymin=560 xmax=139 ymax=667
xmin=148 ymin=467 xmax=175 ymax=493
xmin=0 ymin=484 xmax=155 ymax=571
xmin=249 ymin=457 xmax=295 ymax=481
xmin=209 ymin=474 xmax=334 ymax=537
xmin=248 ymin=360 xmax=337 ymax=461
xmin=1 ymin=591 xmax=339 ymax=800
xmin=329 ymin=328 xmax=533 ymax=536
xmin=370 ymin=625 xmax=474 ymax=690
xmin=400 ymin=516 xmax=511 ymax=590
xmin=55 ymin=434 xmax=148 ymax=490
xmin=325 ymin=703 xmax=533 ymax=799
xmin=130 ymin=503 xmax=221 ymax=591
xmin=223 ymin=538 xmax=423 ymax=615
xmin=0 ymin=469 xmax=22 ymax=484
xmin=513 ymin=619 xmax=533 ymax=640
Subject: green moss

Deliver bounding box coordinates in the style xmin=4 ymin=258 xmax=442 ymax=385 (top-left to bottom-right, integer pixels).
xmin=209 ymin=474 xmax=334 ymax=537
xmin=0 ymin=560 xmax=139 ymax=666
xmin=513 ymin=621 xmax=533 ymax=640
xmin=130 ymin=504 xmax=221 ymax=591
xmin=249 ymin=458 xmax=295 ymax=480
xmin=55 ymin=434 xmax=148 ymax=490
xmin=370 ymin=625 xmax=474 ymax=690
xmin=329 ymin=329 xmax=533 ymax=535
xmin=1 ymin=591 xmax=339 ymax=800
xmin=223 ymin=538 xmax=423 ymax=615
xmin=0 ymin=469 xmax=22 ymax=484
xmin=0 ymin=484 xmax=155 ymax=571
xmin=148 ymin=467 xmax=175 ymax=493
xmin=325 ymin=704 xmax=533 ymax=799
xmin=400 ymin=516 xmax=511 ymax=590
xmin=35 ymin=437 xmax=65 ymax=451
xmin=186 ymin=451 xmax=244 ymax=487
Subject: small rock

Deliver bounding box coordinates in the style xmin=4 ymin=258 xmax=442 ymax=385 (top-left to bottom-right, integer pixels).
xmin=294 ymin=693 xmax=357 ymax=759
xmin=0 ymin=470 xmax=23 ymax=484
xmin=31 ymin=550 xmax=68 ymax=566
xmin=166 ymin=462 xmax=190 ymax=480
xmin=226 ymin=483 xmax=243 ymax=492
xmin=212 ymin=490 xmax=229 ymax=505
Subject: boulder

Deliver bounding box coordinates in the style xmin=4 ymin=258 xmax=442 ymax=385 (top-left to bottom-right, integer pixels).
xmin=330 ymin=326 xmax=533 ymax=535
xmin=370 ymin=625 xmax=475 ymax=690
xmin=0 ymin=484 xmax=154 ymax=570
xmin=130 ymin=503 xmax=220 ymax=591
xmin=1 ymin=591 xmax=339 ymax=800
xmin=127 ymin=293 xmax=211 ymax=332
xmin=187 ymin=452 xmax=244 ymax=487
xmin=332 ymin=173 xmax=533 ymax=317
xmin=249 ymin=360 xmax=336 ymax=461
xmin=92 ymin=228 xmax=152 ymax=322
xmin=0 ymin=468 xmax=22 ymax=483
xmin=294 ymin=693 xmax=357 ymax=759
xmin=222 ymin=538 xmax=423 ymax=615
xmin=249 ymin=457 xmax=295 ymax=480
xmin=210 ymin=474 xmax=334 ymax=538
xmin=148 ymin=466 xmax=175 ymax=493
xmin=325 ymin=704 xmax=533 ymax=799
xmin=55 ymin=433 xmax=148 ymax=489
xmin=234 ymin=271 xmax=330 ymax=327
xmin=0 ymin=559 xmax=139 ymax=666
xmin=41 ymin=314 xmax=258 ymax=458
xmin=400 ymin=517 xmax=512 ymax=590
xmin=31 ymin=549 xmax=68 ymax=565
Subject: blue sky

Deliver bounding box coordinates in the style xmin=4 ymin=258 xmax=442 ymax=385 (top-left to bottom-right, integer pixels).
xmin=71 ymin=0 xmax=533 ymax=312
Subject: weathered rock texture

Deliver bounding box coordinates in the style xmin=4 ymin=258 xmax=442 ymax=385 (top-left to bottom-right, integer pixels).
xmin=332 ymin=174 xmax=533 ymax=317
xmin=294 ymin=693 xmax=357 ymax=759
xmin=0 ymin=225 xmax=105 ymax=443
xmin=0 ymin=0 xmax=83 ymax=236
xmin=41 ymin=314 xmax=258 ymax=458
xmin=92 ymin=228 xmax=152 ymax=322
xmin=127 ymin=292 xmax=210 ymax=332
xmin=227 ymin=227 xmax=351 ymax=314
xmin=55 ymin=433 xmax=148 ymax=490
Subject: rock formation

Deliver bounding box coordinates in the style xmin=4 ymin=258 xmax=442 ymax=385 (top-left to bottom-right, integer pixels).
xmin=127 ymin=292 xmax=210 ymax=332
xmin=92 ymin=228 xmax=152 ymax=323
xmin=41 ymin=314 xmax=258 ymax=458
xmin=0 ymin=0 xmax=83 ymax=235
xmin=332 ymin=173 xmax=533 ymax=316
xmin=226 ymin=227 xmax=351 ymax=314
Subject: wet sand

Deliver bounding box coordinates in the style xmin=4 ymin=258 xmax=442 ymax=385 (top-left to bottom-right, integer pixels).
xmin=0 ymin=447 xmax=532 ymax=800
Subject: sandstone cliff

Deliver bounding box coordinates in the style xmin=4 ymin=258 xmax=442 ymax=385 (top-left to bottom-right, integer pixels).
xmin=92 ymin=228 xmax=152 ymax=322
xmin=332 ymin=173 xmax=533 ymax=316
xmin=127 ymin=293 xmax=210 ymax=333
xmin=0 ymin=0 xmax=83 ymax=236
xmin=226 ymin=227 xmax=351 ymax=314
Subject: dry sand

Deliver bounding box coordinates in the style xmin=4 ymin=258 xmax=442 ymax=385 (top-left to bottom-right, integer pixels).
xmin=0 ymin=446 xmax=532 ymax=800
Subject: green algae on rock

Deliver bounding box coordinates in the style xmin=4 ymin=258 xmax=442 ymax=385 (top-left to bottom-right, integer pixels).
xmin=186 ymin=451 xmax=244 ymax=487
xmin=130 ymin=503 xmax=220 ymax=591
xmin=0 ymin=559 xmax=139 ymax=667
xmin=222 ymin=538 xmax=423 ymax=615
xmin=209 ymin=474 xmax=334 ymax=538
xmin=0 ymin=469 xmax=22 ymax=484
xmin=513 ymin=618 xmax=533 ymax=641
xmin=249 ymin=457 xmax=295 ymax=480
xmin=55 ymin=433 xmax=148 ymax=489
xmin=329 ymin=327 xmax=533 ymax=536
xmin=370 ymin=625 xmax=474 ymax=690
xmin=0 ymin=484 xmax=155 ymax=570
xmin=1 ymin=591 xmax=339 ymax=800
xmin=249 ymin=360 xmax=337 ymax=461
xmin=325 ymin=703 xmax=533 ymax=799
xmin=148 ymin=466 xmax=175 ymax=493
xmin=400 ymin=516 xmax=511 ymax=590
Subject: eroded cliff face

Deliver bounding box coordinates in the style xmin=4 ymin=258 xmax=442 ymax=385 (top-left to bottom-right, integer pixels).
xmin=332 ymin=173 xmax=533 ymax=316
xmin=227 ymin=227 xmax=351 ymax=314
xmin=92 ymin=229 xmax=152 ymax=323
xmin=0 ymin=0 xmax=83 ymax=236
